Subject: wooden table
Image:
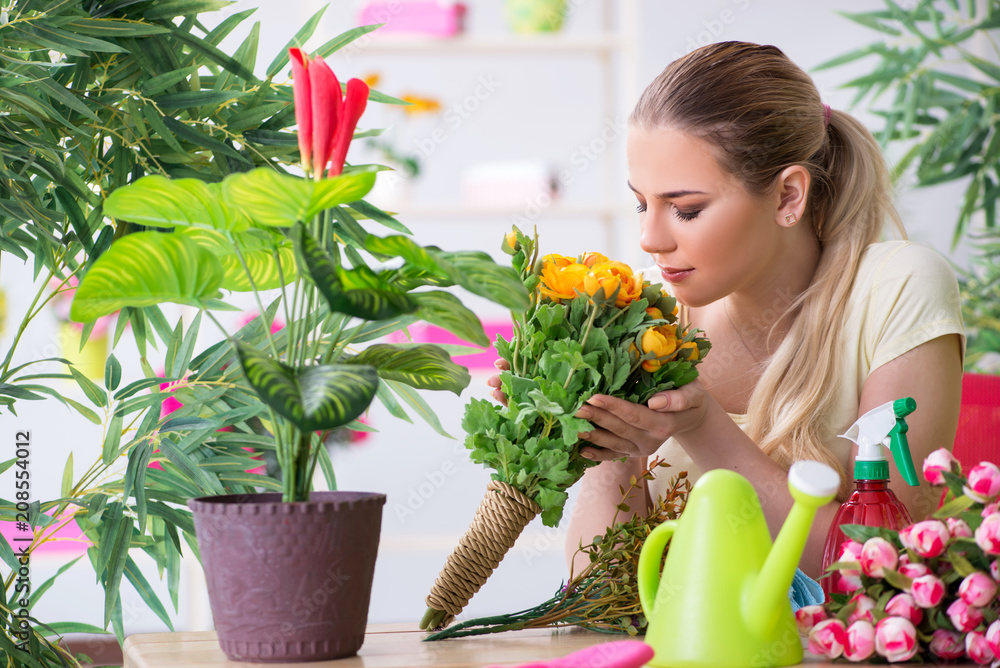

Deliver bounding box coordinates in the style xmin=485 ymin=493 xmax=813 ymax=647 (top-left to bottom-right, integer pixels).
xmin=121 ymin=623 xmax=924 ymax=667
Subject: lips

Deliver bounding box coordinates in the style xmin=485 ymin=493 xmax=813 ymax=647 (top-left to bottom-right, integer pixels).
xmin=660 ymin=267 xmax=694 ymax=283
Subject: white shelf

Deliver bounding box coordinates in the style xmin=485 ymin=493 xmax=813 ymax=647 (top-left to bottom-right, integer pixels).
xmin=359 ymin=33 xmax=625 ymax=54
xmin=395 ymin=202 xmax=626 ymax=218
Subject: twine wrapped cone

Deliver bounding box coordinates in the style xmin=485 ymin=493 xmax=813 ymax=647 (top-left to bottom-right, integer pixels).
xmin=420 ymin=480 xmax=542 ymax=630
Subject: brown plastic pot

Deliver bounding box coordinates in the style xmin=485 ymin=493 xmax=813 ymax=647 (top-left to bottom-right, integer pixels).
xmin=187 ymin=491 xmax=385 ymax=662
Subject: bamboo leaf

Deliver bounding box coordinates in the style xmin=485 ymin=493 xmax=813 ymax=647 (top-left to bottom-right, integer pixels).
xmin=218 ymin=472 xmax=282 ymax=491
xmin=104 ymin=354 xmax=122 ymax=392
xmin=161 ymin=116 xmax=252 ymax=165
xmin=265 ymin=4 xmax=329 ymax=77
xmin=154 ymin=90 xmax=248 ymax=109
xmin=103 ymin=412 xmax=124 ymax=467
xmin=123 ymin=557 xmax=174 ymax=630
xmin=70 ymin=232 xmax=224 ymax=321
xmin=61 ymin=453 xmax=73 ymax=499
xmin=156 ymin=437 xmax=225 ymax=495
xmin=236 ymin=343 xmax=379 ymax=433
xmin=68 ymin=366 xmax=108 ymax=408
xmin=62 ymin=18 xmax=170 ymax=37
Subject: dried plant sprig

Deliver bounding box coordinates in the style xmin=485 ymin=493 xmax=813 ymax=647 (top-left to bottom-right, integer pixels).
xmin=425 ymin=457 xmax=690 ymax=640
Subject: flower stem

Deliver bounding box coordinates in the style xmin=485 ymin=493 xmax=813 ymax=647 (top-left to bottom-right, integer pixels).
xmin=563 ymin=301 xmax=600 ymax=390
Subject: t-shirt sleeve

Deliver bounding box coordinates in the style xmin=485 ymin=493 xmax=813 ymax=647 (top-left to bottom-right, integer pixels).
xmin=865 ymin=242 xmax=966 ymax=372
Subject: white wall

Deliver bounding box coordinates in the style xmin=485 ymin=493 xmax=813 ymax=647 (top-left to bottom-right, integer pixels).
xmin=0 ymin=0 xmax=986 ymax=638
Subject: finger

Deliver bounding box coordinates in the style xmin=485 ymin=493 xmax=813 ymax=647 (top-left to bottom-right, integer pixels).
xmin=486 ymin=374 xmax=501 ymax=389
xmin=490 ymin=388 xmax=508 ymax=407
xmin=494 ymin=358 xmax=510 ymax=371
xmin=578 ymin=428 xmax=641 ymax=458
xmin=647 ymin=380 xmax=704 ymax=412
xmin=580 ymin=395 xmax=663 ymax=442
xmin=578 ymin=445 xmax=622 ymax=462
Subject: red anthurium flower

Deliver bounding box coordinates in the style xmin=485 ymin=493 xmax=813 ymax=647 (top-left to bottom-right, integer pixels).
xmin=288 ymin=47 xmax=369 ymax=179
xmin=328 ymin=77 xmax=369 ymax=177
xmin=288 ymin=48 xmax=312 ymax=173
xmin=308 ymin=55 xmax=342 ymax=180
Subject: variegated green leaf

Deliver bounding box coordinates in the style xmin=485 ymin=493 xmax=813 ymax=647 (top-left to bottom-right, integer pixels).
xmin=412 ymin=291 xmax=489 ymax=347
xmin=221 ymin=168 xmax=377 ymax=228
xmin=236 ymin=343 xmax=379 ymax=432
xmin=179 ymin=228 xmax=297 ymax=291
xmin=349 ymin=343 xmax=470 ymax=395
xmin=103 ymin=175 xmax=250 ymax=231
xmin=296 ymin=226 xmax=416 ymax=320
xmin=70 ymin=232 xmax=224 ymax=321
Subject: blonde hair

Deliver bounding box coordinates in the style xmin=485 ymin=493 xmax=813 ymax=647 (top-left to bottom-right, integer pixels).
xmin=630 ymin=42 xmax=906 ymax=495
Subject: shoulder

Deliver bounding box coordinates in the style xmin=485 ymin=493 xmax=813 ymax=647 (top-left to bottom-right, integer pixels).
xmin=855 ymin=240 xmax=957 ymax=288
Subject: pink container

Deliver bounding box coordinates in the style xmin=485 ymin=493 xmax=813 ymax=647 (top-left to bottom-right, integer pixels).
xmin=358 ymin=1 xmax=467 ymax=37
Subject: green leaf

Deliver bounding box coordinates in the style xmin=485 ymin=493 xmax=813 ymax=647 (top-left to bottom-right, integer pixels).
xmin=61 ymin=453 xmax=74 ymax=499
xmin=265 ymin=4 xmax=329 ymax=77
xmin=104 ymin=354 xmax=122 ymax=392
xmin=296 ymin=226 xmax=417 ymax=320
xmin=155 ymin=437 xmax=225 ymax=495
xmin=349 ymin=344 xmax=470 ymax=395
xmin=123 ymin=557 xmax=174 ymax=631
xmin=68 ymin=366 xmax=108 ymax=408
xmin=933 ymin=493 xmax=975 ymax=519
xmin=103 ymin=175 xmax=249 ymax=231
xmin=70 ymin=232 xmax=224 ymax=321
xmin=221 ymin=168 xmax=377 ymax=227
xmin=155 ymin=89 xmax=248 ymax=109
xmin=412 ymin=291 xmax=489 ymax=347
xmin=385 ymin=378 xmax=452 ymax=438
xmin=161 ymin=116 xmax=252 ymax=166
xmin=103 ymin=412 xmax=124 ymax=467
xmin=62 ymin=18 xmax=170 ymax=38
xmin=236 ymin=343 xmax=379 ymax=433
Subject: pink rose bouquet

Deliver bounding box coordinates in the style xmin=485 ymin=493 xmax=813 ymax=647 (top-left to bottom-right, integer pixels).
xmin=811 ymin=448 xmax=1000 ymax=663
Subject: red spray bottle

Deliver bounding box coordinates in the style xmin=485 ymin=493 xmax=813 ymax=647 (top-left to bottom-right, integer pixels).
xmin=820 ymin=398 xmax=920 ymax=598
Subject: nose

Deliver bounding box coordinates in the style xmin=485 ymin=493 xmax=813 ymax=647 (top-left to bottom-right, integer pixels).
xmin=638 ymin=209 xmax=675 ymax=256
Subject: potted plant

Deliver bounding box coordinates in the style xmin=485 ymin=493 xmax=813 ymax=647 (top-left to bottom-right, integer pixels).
xmin=66 ymin=47 xmax=528 ymax=662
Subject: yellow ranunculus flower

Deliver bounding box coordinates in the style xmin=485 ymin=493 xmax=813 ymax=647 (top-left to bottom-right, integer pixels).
xmin=645 ymin=306 xmax=663 ymax=320
xmin=583 ymin=261 xmax=643 ymax=307
xmin=542 ymin=253 xmax=575 ymax=269
xmin=580 ymin=251 xmax=609 ymax=268
xmin=678 ymin=340 xmax=700 ymax=361
xmin=640 ymin=325 xmax=678 ymax=371
xmin=504 ymin=231 xmax=519 ymax=250
xmin=539 ymin=262 xmax=589 ymax=303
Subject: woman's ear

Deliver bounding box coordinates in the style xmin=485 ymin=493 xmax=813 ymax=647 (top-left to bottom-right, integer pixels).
xmin=775 ymin=165 xmax=811 ymax=227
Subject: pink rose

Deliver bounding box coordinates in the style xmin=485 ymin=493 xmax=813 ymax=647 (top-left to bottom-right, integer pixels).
xmin=884 ymin=592 xmax=923 ymax=626
xmin=874 ymin=616 xmax=918 ymax=663
xmin=947 ymin=597 xmax=985 ymax=632
xmin=986 ymin=620 xmax=1000 ymax=658
xmin=976 ymin=514 xmax=1000 ymax=555
xmin=848 ymin=593 xmax=877 ymax=624
xmin=930 ymin=629 xmax=965 ymax=660
xmin=910 ymin=573 xmax=946 ymax=608
xmin=983 ymin=501 xmax=1000 ymax=518
xmin=844 ymin=620 xmax=876 ymax=662
xmin=808 ymin=618 xmax=847 ymax=659
xmin=860 ymin=537 xmax=898 ymax=578
xmin=948 ymin=517 xmax=973 ymax=539
xmin=923 ymin=447 xmax=960 ymax=485
xmin=898 ymin=561 xmax=930 ymax=579
xmin=991 ymin=559 xmax=999 ymax=582
xmin=795 ymin=605 xmax=828 ymax=635
xmin=959 ymin=571 xmax=998 ymax=607
xmin=966 ymin=631 xmax=996 ymax=665
xmin=965 ymin=462 xmax=1000 ymax=503
xmin=905 ymin=520 xmax=950 ymax=558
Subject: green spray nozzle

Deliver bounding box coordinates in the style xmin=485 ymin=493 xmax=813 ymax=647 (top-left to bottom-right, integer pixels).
xmin=838 ymin=397 xmax=919 ymax=486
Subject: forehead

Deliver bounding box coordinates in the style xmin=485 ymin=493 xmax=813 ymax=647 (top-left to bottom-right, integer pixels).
xmin=626 ymin=126 xmax=735 ymax=191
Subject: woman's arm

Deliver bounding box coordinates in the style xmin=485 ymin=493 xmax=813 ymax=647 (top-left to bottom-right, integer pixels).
xmin=574 ymin=334 xmax=963 ymax=578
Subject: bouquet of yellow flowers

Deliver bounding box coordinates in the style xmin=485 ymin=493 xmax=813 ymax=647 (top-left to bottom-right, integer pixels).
xmin=420 ymin=226 xmax=710 ymax=630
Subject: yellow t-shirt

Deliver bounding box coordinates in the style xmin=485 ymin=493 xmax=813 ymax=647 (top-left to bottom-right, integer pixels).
xmin=642 ymin=240 xmax=966 ymax=502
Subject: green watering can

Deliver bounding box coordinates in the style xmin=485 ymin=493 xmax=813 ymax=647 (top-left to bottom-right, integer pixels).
xmin=638 ymin=461 xmax=840 ymax=668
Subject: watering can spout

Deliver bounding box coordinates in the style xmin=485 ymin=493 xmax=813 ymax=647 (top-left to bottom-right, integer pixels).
xmin=746 ymin=461 xmax=840 ymax=639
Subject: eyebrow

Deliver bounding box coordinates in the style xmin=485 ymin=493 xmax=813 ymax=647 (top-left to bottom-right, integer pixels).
xmin=626 ymin=181 xmax=706 ymax=199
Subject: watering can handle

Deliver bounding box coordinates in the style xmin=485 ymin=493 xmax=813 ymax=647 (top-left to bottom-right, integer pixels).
xmin=637 ymin=520 xmax=676 ymax=619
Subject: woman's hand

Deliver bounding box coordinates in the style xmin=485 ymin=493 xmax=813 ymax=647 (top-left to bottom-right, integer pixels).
xmin=487 ymin=358 xmax=509 ymax=406
xmin=575 ymin=379 xmax=711 ymax=460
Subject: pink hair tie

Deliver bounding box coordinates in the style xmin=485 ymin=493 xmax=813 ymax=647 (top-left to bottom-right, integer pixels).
xmin=822 ymin=103 xmax=832 ymax=128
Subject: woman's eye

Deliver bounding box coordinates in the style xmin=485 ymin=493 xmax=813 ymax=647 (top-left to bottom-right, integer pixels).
xmin=636 ymin=202 xmax=647 ymax=214
xmin=673 ymin=207 xmax=701 ymax=221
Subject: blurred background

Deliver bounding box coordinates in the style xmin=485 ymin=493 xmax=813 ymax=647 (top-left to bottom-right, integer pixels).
xmin=1 ymin=0 xmax=995 ymax=640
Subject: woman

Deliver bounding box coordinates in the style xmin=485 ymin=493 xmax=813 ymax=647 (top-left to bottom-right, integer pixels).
xmin=558 ymin=42 xmax=965 ymax=578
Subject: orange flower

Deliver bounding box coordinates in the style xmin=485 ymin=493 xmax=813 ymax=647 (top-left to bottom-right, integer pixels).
xmin=400 ymin=93 xmax=442 ymax=115
xmin=645 ymin=306 xmax=663 ymax=320
xmin=678 ymin=340 xmax=700 ymax=361
xmin=542 ymin=253 xmax=575 ymax=269
xmin=640 ymin=325 xmax=678 ymax=371
xmin=580 ymin=251 xmax=609 ymax=267
xmin=583 ymin=261 xmax=643 ymax=307
xmin=539 ymin=261 xmax=589 ymax=302
xmin=504 ymin=230 xmax=519 ymax=251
